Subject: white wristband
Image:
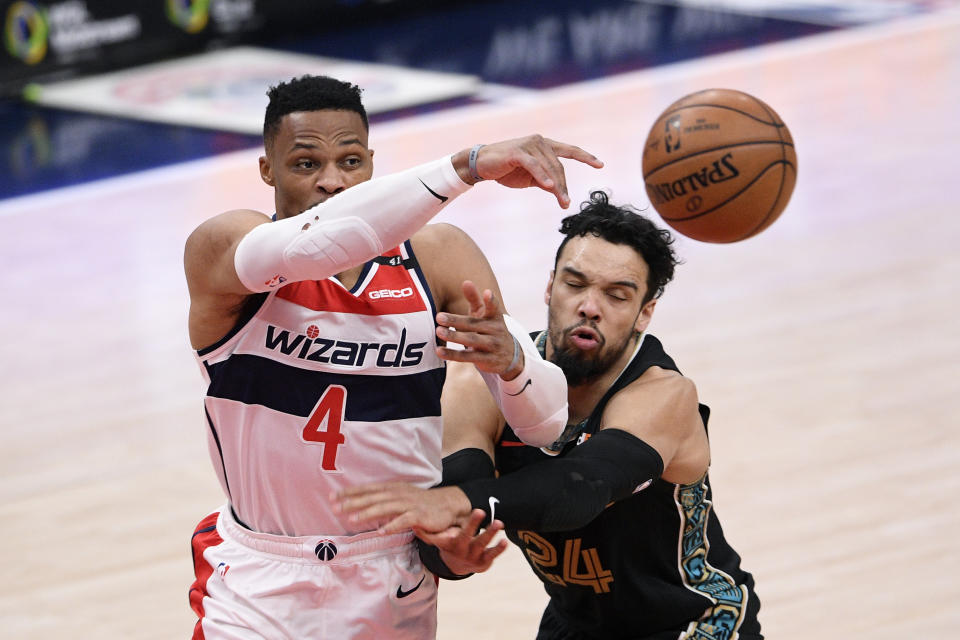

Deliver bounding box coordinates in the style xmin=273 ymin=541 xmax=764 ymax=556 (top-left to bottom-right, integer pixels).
xmin=479 ymin=315 xmax=568 ymax=448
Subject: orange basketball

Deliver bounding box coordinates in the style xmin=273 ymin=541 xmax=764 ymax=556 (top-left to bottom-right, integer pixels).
xmin=641 ymin=88 xmax=797 ymax=243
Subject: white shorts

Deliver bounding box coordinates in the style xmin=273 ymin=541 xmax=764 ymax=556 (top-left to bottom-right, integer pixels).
xmin=189 ymin=507 xmax=437 ymax=639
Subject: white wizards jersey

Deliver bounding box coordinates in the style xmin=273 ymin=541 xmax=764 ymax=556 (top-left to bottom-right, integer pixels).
xmin=195 ymin=240 xmax=444 ymax=537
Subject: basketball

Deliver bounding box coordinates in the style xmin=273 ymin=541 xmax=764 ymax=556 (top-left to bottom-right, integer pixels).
xmin=641 ymin=88 xmax=797 ymax=243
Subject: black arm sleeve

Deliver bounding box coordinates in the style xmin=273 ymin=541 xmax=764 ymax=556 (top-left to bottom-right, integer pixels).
xmin=417 ymin=448 xmax=495 ymax=580
xmin=457 ymin=428 xmax=663 ymax=532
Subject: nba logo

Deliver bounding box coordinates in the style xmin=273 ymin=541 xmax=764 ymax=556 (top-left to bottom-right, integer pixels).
xmin=216 ymin=562 xmax=230 ymax=578
xmin=315 ymin=539 xmax=338 ymax=561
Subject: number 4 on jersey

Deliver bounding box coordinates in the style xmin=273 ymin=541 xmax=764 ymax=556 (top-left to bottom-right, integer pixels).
xmin=302 ymin=385 xmax=347 ymax=471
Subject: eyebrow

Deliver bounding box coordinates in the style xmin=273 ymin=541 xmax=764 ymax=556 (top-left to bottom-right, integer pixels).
xmin=290 ymin=138 xmax=365 ymax=151
xmin=561 ymin=266 xmax=638 ymax=291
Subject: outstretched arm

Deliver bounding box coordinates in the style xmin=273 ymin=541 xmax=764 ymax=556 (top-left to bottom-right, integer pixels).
xmin=336 ymin=361 xmax=508 ymax=577
xmin=186 ymin=136 xmax=600 ymax=348
xmin=338 ymin=371 xmax=707 ymax=534
xmin=189 ymin=136 xmax=602 ymax=297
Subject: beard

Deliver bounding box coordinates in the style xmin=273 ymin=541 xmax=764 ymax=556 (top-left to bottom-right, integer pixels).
xmin=548 ymin=320 xmax=636 ymax=387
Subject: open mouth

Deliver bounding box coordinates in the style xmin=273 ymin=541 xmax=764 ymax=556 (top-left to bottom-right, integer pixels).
xmin=568 ymin=325 xmax=602 ymax=351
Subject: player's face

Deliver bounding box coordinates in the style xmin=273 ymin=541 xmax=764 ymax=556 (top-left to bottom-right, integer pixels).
xmin=259 ymin=109 xmax=374 ymax=219
xmin=545 ymin=235 xmax=656 ymax=387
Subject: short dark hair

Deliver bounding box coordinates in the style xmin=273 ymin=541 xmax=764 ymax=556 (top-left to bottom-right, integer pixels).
xmin=263 ymin=75 xmax=369 ymax=148
xmin=555 ymin=191 xmax=680 ymax=304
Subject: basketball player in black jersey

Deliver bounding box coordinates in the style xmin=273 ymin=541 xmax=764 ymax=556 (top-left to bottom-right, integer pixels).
xmin=339 ymin=191 xmax=763 ymax=639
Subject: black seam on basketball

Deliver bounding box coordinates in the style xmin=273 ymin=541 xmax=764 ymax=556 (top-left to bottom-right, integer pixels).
xmin=661 ymin=103 xmax=785 ymax=128
xmin=742 ymin=164 xmax=789 ymax=240
xmin=659 ymin=159 xmax=795 ymax=222
xmin=745 ymin=99 xmax=790 ymax=239
xmin=753 ymin=99 xmax=786 ymax=145
xmin=643 ymin=141 xmax=794 ymax=178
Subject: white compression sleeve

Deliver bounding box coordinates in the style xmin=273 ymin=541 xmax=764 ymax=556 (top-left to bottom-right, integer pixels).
xmin=479 ymin=315 xmax=568 ymax=448
xmin=234 ymin=155 xmax=471 ymax=292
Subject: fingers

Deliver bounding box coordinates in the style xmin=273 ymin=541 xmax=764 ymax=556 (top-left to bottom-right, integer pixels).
xmin=378 ymin=513 xmax=421 ymax=535
xmin=460 ymin=509 xmax=490 ymax=538
xmin=520 ymin=136 xmax=603 ymax=208
xmin=467 ymin=513 xmax=504 ymax=549
xmin=548 ymin=139 xmax=605 ymax=168
xmin=511 ymin=150 xmax=555 ymax=191
xmin=436 ymin=340 xmax=514 ymax=373
xmin=334 ymin=484 xmax=420 ymax=528
xmin=530 ymin=142 xmax=569 ymax=208
xmin=435 ymin=325 xmax=495 ymax=351
xmin=482 ymin=538 xmax=510 ymax=567
xmin=435 ymin=297 xmax=512 ymax=366
xmin=436 ymin=310 xmax=501 ymax=333
xmin=416 ymin=514 xmax=508 ymax=574
xmin=460 ymin=280 xmax=497 ymax=319
xmin=462 ymin=280 xmax=484 ymax=316
xmin=338 ymin=497 xmax=409 ymax=527
xmin=336 ymin=482 xmax=404 ymax=498
xmin=414 ymin=527 xmax=461 ymax=548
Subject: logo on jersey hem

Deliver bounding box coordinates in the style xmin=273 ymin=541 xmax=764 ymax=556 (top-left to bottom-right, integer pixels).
xmin=315 ymin=540 xmax=338 ymax=561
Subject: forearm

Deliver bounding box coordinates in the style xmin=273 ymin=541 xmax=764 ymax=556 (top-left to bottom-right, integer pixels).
xmin=418 ymin=448 xmax=495 ymax=580
xmin=458 ymin=429 xmax=664 ymax=532
xmin=478 ymin=316 xmax=567 ymax=448
xmin=234 ymin=155 xmax=471 ymax=292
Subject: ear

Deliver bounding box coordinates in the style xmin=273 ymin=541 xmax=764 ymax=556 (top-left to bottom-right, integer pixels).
xmin=259 ymin=155 xmax=274 ymax=187
xmin=635 ymin=298 xmax=657 ymax=334
xmin=544 ymin=270 xmax=555 ymax=305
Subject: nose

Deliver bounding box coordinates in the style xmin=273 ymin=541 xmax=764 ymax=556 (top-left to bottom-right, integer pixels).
xmin=316 ymin=165 xmax=347 ymax=195
xmin=577 ymin=290 xmax=601 ymax=322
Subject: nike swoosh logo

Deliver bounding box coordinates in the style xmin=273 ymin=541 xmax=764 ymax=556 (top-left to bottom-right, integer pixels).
xmin=504 ymin=378 xmax=532 ymax=397
xmin=419 ymin=179 xmax=448 ymax=202
xmin=396 ymin=574 xmax=426 ymax=598
xmin=489 ymin=496 xmax=500 ymax=522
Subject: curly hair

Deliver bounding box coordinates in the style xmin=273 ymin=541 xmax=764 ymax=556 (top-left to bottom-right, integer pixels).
xmin=263 ymin=75 xmax=368 ymax=148
xmin=554 ymin=191 xmax=680 ymax=304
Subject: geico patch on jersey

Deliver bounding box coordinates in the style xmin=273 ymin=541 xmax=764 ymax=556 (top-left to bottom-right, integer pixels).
xmin=368 ymin=287 xmax=414 ymax=299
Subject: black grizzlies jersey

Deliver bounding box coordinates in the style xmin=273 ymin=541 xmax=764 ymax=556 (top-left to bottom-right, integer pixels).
xmin=496 ymin=333 xmax=762 ymax=640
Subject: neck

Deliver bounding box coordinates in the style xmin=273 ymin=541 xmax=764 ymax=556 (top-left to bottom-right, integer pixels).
xmin=336 ymin=264 xmax=366 ymax=290
xmin=549 ymin=332 xmax=643 ymax=424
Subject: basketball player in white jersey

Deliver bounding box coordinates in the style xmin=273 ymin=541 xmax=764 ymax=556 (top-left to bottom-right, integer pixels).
xmin=182 ymin=75 xmax=603 ymax=639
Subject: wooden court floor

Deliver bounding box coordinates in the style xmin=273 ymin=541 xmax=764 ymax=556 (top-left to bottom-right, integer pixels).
xmin=1 ymin=10 xmax=958 ymax=639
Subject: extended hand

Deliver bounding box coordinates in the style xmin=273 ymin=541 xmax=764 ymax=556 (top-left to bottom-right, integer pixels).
xmin=335 ymin=483 xmax=471 ymax=534
xmin=454 ymin=135 xmax=603 ymax=208
xmin=436 ymin=280 xmax=523 ymax=380
xmin=417 ymin=509 xmax=508 ymax=576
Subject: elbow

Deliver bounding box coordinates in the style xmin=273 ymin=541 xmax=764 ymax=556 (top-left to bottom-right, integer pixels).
xmin=509 ymin=402 xmax=567 ymax=448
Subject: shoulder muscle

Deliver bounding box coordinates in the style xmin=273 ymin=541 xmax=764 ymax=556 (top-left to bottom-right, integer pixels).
xmin=600 ymin=368 xmax=701 ymax=467
xmin=411 ymin=223 xmax=506 ymax=316
xmin=184 ymin=209 xmax=270 ymax=297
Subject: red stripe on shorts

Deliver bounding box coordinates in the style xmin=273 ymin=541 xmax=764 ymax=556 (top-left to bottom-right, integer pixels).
xmin=188 ymin=512 xmax=223 ymax=640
